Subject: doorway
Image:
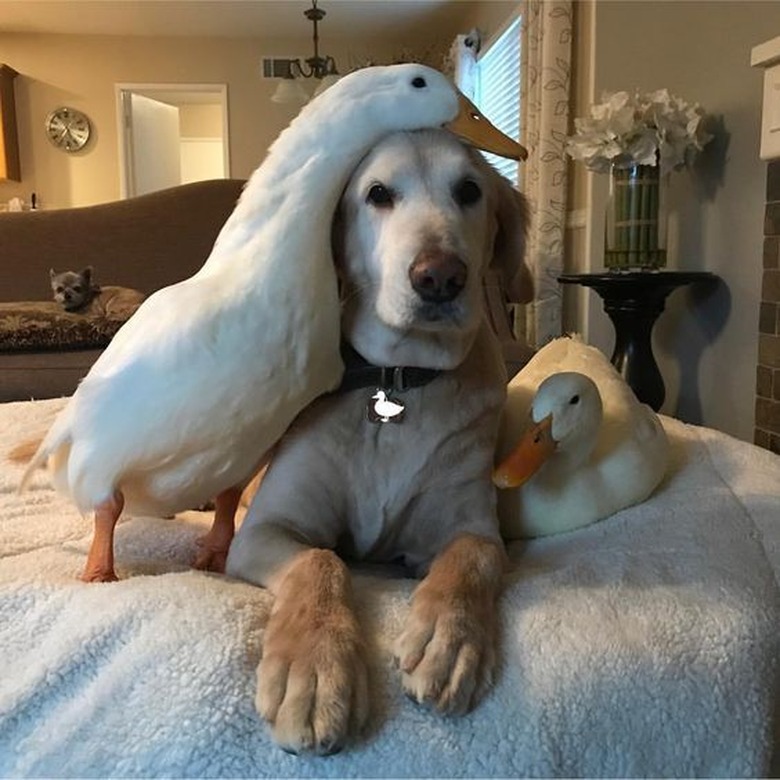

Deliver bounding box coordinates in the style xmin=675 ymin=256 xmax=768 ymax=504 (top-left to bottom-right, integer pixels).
xmin=116 ymin=83 xmax=230 ymax=198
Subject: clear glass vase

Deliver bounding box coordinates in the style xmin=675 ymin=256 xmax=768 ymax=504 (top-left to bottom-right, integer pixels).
xmin=604 ymin=162 xmax=667 ymax=271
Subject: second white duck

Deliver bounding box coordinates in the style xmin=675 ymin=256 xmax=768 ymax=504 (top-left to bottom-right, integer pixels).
xmin=493 ymin=337 xmax=669 ymax=538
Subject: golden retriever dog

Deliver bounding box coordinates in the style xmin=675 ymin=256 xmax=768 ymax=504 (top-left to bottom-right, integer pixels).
xmin=226 ymin=128 xmax=532 ymax=755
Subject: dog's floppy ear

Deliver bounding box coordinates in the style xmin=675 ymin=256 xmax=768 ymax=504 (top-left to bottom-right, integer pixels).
xmin=489 ymin=177 xmax=534 ymax=304
xmin=80 ymin=266 xmax=93 ymax=284
xmin=330 ymin=203 xmax=347 ymax=300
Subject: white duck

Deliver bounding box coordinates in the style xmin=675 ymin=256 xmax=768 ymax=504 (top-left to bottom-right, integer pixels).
xmin=23 ymin=63 xmax=527 ymax=582
xmin=493 ymin=336 xmax=669 ymax=538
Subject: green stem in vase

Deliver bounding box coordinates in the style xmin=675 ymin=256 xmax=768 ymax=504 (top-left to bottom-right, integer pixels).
xmin=629 ymin=169 xmax=640 ymax=256
xmin=649 ymin=173 xmax=658 ymax=251
xmin=639 ymin=169 xmax=648 ymax=255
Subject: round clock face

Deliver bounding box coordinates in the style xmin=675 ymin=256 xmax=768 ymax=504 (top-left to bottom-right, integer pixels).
xmin=45 ymin=107 xmax=92 ymax=152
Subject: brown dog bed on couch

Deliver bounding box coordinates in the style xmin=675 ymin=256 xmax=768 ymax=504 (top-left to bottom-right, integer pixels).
xmin=0 ymin=289 xmax=144 ymax=353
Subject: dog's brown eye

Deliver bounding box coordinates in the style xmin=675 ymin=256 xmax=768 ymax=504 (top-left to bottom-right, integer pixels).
xmin=453 ymin=179 xmax=482 ymax=207
xmin=366 ymin=184 xmax=394 ymax=208
xmin=55 ymin=287 xmax=64 ymax=294
xmin=74 ymin=285 xmax=82 ymax=293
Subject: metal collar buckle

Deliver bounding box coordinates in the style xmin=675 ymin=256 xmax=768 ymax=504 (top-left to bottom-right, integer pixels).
xmin=379 ymin=366 xmax=409 ymax=393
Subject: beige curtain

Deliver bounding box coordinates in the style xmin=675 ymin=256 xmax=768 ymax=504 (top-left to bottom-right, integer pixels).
xmin=520 ymin=0 xmax=572 ymax=348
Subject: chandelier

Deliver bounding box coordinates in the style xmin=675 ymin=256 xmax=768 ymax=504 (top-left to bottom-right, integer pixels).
xmin=271 ymin=0 xmax=340 ymax=105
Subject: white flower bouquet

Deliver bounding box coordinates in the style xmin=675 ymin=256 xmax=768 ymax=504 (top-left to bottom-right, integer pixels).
xmin=566 ymin=89 xmax=712 ymax=175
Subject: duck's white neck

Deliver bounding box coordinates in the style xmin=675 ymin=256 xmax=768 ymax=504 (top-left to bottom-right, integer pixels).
xmin=556 ymin=435 xmax=598 ymax=471
xmin=218 ymin=100 xmax=391 ymax=245
xmin=550 ymin=405 xmax=603 ymax=476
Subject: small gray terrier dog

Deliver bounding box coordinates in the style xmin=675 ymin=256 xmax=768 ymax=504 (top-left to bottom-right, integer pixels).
xmin=50 ymin=266 xmax=99 ymax=312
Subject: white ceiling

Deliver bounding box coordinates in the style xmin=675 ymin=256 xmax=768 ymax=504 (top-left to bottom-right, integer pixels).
xmin=0 ymin=0 xmax=491 ymax=39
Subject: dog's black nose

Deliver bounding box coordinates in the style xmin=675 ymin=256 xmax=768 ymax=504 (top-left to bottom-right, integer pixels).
xmin=408 ymin=250 xmax=467 ymax=303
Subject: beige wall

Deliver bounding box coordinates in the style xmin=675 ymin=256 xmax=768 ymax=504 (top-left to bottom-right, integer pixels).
xmin=457 ymin=1 xmax=520 ymax=43
xmin=179 ymin=104 xmax=223 ymax=138
xmin=0 ymin=30 xmax=450 ymax=210
xmin=568 ymin=0 xmax=780 ymax=442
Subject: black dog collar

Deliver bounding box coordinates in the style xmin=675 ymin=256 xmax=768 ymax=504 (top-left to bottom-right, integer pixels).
xmin=335 ymin=342 xmax=442 ymax=394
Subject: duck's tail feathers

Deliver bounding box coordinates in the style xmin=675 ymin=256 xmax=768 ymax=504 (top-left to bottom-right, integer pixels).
xmin=18 ymin=413 xmax=73 ymax=495
xmin=8 ymin=436 xmax=43 ymax=465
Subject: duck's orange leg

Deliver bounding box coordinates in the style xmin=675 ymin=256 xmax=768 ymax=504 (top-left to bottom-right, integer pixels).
xmin=194 ymin=486 xmax=241 ymax=573
xmin=81 ymin=492 xmax=124 ymax=583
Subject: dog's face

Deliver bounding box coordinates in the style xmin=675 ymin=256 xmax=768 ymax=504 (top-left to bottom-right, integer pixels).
xmin=334 ymin=129 xmax=530 ymax=368
xmin=50 ymin=267 xmax=93 ymax=311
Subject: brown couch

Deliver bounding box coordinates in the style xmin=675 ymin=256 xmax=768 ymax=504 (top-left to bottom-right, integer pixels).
xmin=0 ymin=179 xmax=245 ymax=401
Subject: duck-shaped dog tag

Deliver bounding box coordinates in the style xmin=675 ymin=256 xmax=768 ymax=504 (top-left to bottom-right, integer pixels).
xmin=368 ymin=389 xmax=405 ymax=423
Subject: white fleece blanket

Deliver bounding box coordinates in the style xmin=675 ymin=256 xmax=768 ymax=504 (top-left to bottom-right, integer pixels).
xmin=1 ymin=398 xmax=779 ymax=778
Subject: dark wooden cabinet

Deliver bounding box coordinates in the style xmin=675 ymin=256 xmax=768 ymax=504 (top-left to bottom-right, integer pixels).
xmin=0 ymin=64 xmax=21 ymax=182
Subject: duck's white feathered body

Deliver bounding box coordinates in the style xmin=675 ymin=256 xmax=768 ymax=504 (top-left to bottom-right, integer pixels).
xmin=496 ymin=336 xmax=669 ymax=538
xmin=26 ymin=64 xmax=470 ymax=516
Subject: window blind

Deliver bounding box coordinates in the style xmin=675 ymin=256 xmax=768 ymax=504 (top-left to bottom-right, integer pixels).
xmin=475 ymin=15 xmax=522 ymax=185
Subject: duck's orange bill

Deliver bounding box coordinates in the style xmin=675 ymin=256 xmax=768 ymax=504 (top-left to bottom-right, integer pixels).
xmin=447 ymin=93 xmax=529 ymax=162
xmin=493 ymin=414 xmax=556 ymax=489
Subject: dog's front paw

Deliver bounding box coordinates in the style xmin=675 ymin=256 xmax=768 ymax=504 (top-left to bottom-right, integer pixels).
xmin=257 ymin=599 xmax=369 ymax=755
xmin=395 ymin=587 xmax=496 ymax=716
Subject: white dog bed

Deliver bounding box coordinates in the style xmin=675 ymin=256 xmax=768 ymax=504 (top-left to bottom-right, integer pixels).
xmin=1 ymin=397 xmax=778 ymax=777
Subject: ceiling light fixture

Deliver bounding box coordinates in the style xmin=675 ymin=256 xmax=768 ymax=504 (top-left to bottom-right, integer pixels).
xmin=271 ymin=0 xmax=340 ymax=105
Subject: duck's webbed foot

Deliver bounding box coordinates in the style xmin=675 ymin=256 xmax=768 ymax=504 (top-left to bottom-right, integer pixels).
xmin=80 ymin=492 xmax=124 ymax=583
xmin=193 ymin=487 xmax=241 ymax=573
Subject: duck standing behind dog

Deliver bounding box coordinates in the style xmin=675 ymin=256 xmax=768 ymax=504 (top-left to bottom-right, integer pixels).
xmin=21 ymin=64 xmax=528 ymax=582
xmin=494 ymin=336 xmax=669 ymax=538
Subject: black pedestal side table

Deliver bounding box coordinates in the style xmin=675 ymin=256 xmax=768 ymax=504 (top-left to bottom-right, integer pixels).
xmin=558 ymin=271 xmax=717 ymax=411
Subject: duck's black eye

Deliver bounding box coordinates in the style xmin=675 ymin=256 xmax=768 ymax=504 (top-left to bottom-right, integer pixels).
xmin=453 ymin=178 xmax=482 ymax=207
xmin=411 ymin=76 xmax=427 ymax=89
xmin=570 ymin=394 xmax=580 ymax=405
xmin=366 ymin=183 xmax=394 ymax=208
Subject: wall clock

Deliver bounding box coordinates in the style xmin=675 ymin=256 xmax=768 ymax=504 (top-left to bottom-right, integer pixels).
xmin=45 ymin=106 xmax=92 ymax=152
